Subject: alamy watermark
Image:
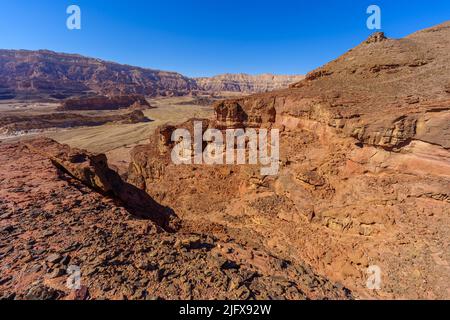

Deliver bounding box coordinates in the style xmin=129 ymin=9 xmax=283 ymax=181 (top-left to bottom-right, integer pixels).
xmin=171 ymin=121 xmax=280 ymax=176
xmin=366 ymin=265 xmax=382 ymax=290
xmin=66 ymin=5 xmax=81 ymax=30
xmin=64 ymin=5 xmax=380 ymax=33
xmin=65 ymin=5 xmax=379 ymax=30
xmin=367 ymin=5 xmax=382 ymax=30
xmin=66 ymin=265 xmax=81 ymax=290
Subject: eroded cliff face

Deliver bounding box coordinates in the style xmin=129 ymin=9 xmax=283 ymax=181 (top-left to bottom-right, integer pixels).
xmin=213 ymin=23 xmax=450 ymax=150
xmin=127 ymin=23 xmax=450 ymax=299
xmin=195 ymin=74 xmax=305 ymax=94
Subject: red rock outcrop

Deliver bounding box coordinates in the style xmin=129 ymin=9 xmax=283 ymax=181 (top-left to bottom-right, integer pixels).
xmin=23 ymin=138 xmax=179 ymax=232
xmin=213 ymin=98 xmax=276 ymax=129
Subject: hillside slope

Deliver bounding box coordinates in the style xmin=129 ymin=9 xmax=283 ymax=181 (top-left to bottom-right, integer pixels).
xmin=0 ymin=50 xmax=197 ymax=100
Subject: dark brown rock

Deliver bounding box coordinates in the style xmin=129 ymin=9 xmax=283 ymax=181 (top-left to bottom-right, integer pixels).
xmin=58 ymin=95 xmax=151 ymax=111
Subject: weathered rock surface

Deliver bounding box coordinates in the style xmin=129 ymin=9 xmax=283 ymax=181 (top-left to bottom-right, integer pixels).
xmin=23 ymin=138 xmax=179 ymax=232
xmin=127 ymin=22 xmax=450 ymax=299
xmin=216 ymin=23 xmax=450 ymax=151
xmin=0 ymin=140 xmax=350 ymax=300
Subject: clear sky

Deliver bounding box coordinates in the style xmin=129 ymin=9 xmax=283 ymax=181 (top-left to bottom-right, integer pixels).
xmin=0 ymin=0 xmax=449 ymax=77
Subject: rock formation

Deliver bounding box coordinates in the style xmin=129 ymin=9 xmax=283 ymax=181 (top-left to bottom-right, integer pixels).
xmin=23 ymin=138 xmax=179 ymax=232
xmin=195 ymin=73 xmax=305 ymax=94
xmin=127 ymin=22 xmax=450 ymax=299
xmin=0 ymin=110 xmax=150 ymax=136
xmin=58 ymin=95 xmax=152 ymax=111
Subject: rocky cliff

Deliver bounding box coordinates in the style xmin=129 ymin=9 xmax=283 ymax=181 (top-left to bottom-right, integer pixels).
xmin=23 ymin=138 xmax=179 ymax=231
xmin=195 ymin=73 xmax=305 ymax=93
xmin=214 ymin=25 xmax=450 ymax=150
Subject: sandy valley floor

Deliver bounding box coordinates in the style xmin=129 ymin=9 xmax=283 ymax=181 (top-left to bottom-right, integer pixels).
xmin=46 ymin=97 xmax=214 ymax=154
xmin=0 ymin=96 xmax=215 ymax=173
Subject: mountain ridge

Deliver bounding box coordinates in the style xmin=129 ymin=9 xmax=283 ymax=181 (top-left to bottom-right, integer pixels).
xmin=195 ymin=73 xmax=305 ymax=93
xmin=0 ymin=49 xmax=303 ymax=100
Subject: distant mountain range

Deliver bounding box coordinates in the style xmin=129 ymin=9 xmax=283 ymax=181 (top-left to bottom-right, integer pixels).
xmin=0 ymin=49 xmax=303 ymax=100
xmin=195 ymin=73 xmax=304 ymax=94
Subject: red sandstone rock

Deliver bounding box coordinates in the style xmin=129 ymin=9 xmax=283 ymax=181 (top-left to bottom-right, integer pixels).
xmin=23 ymin=138 xmax=179 ymax=232
xmin=0 ymin=141 xmax=349 ymax=300
xmin=126 ymin=23 xmax=450 ymax=299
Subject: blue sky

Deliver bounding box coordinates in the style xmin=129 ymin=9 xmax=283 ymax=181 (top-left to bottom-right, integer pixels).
xmin=0 ymin=0 xmax=449 ymax=77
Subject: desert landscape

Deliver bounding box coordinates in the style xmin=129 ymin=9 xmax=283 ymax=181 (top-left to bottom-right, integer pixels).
xmin=0 ymin=19 xmax=449 ymax=301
